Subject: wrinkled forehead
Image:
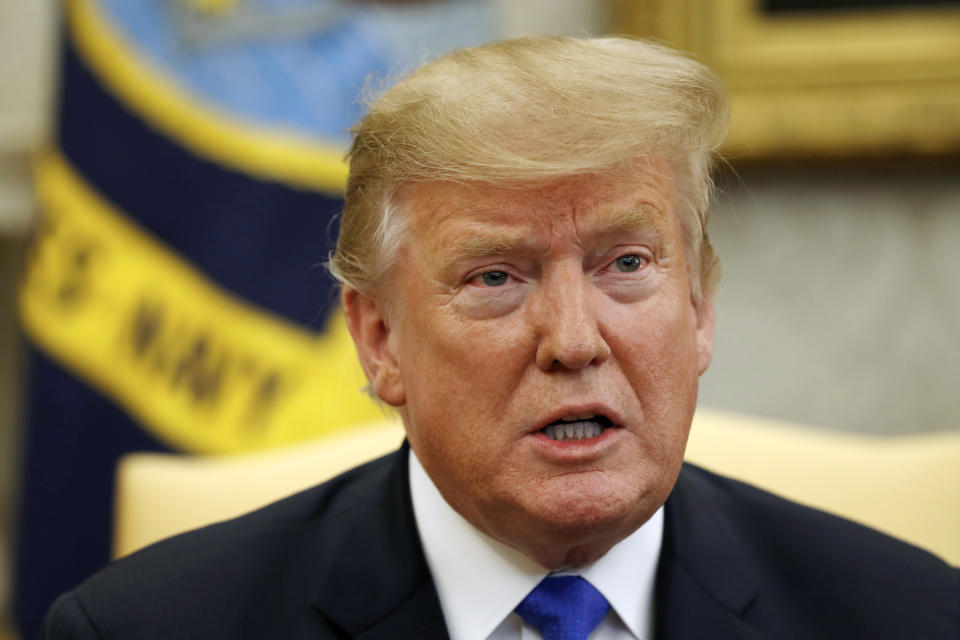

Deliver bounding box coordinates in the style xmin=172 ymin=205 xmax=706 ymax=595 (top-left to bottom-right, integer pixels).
xmin=394 ymin=161 xmax=676 ymax=242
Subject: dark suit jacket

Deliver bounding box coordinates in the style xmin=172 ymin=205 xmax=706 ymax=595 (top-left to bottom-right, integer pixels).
xmin=43 ymin=445 xmax=959 ymax=639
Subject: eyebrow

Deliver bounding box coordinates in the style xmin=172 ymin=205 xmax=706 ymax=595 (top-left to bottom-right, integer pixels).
xmin=592 ymin=203 xmax=668 ymax=241
xmin=447 ymin=202 xmax=668 ymax=259
xmin=456 ymin=232 xmax=530 ymax=258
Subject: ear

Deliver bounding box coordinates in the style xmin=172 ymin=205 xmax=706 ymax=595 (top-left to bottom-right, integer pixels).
xmin=694 ymin=293 xmax=715 ymax=376
xmin=342 ymin=287 xmax=406 ymax=406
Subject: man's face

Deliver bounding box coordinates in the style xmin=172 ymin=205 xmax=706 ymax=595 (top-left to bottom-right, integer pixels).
xmin=346 ymin=161 xmax=714 ymax=568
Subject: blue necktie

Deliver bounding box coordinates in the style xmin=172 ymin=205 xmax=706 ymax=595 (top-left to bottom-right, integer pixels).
xmin=515 ymin=575 xmax=611 ymax=640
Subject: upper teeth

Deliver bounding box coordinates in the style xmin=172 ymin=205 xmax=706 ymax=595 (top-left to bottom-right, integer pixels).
xmin=560 ymin=414 xmax=595 ymax=422
xmin=544 ymin=420 xmax=603 ymax=441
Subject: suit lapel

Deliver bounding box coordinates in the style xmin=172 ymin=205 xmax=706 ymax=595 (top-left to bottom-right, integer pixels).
xmin=656 ymin=554 xmax=768 ymax=640
xmin=308 ymin=454 xmax=774 ymax=639
xmin=656 ymin=464 xmax=771 ymax=640
xmin=354 ymin=581 xmax=451 ymax=639
xmin=310 ymin=443 xmax=450 ymax=639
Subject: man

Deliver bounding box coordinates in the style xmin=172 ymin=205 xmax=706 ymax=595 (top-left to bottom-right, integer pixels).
xmin=44 ymin=36 xmax=957 ymax=639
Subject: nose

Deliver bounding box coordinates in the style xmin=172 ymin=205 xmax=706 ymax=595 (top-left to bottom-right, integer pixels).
xmin=533 ymin=265 xmax=611 ymax=371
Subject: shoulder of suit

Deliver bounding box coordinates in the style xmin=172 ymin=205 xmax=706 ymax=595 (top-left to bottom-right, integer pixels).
xmin=53 ymin=450 xmax=402 ymax=639
xmin=675 ymin=463 xmax=959 ymax=610
xmin=109 ymin=447 xmax=400 ymax=563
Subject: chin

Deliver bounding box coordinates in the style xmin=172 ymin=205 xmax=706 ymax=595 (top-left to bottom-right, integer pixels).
xmin=504 ymin=496 xmax=651 ymax=569
xmin=525 ymin=475 xmax=652 ymax=538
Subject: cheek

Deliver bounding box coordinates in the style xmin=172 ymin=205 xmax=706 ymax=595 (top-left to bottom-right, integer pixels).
xmin=612 ymin=295 xmax=701 ymax=411
xmin=417 ymin=307 xmax=531 ymax=377
xmin=397 ymin=308 xmax=531 ymax=436
xmin=615 ymin=290 xmax=698 ymax=355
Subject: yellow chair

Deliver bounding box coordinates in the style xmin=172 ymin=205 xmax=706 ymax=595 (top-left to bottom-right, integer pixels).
xmin=113 ymin=410 xmax=960 ymax=565
xmin=112 ymin=417 xmax=406 ymax=559
xmin=683 ymin=410 xmax=960 ymax=565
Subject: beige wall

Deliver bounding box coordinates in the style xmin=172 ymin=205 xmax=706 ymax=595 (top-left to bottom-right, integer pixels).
xmin=703 ymin=165 xmax=960 ymax=435
xmin=1 ymin=0 xmax=57 ymax=630
xmin=0 ymin=239 xmax=24 ymax=630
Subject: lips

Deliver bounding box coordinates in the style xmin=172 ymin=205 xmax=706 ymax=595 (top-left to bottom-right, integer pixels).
xmin=541 ymin=414 xmax=615 ymax=442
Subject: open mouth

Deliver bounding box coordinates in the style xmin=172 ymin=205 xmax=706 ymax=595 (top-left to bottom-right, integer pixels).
xmin=541 ymin=414 xmax=615 ymax=442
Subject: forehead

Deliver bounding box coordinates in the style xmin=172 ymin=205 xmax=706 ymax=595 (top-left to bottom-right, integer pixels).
xmin=397 ymin=161 xmax=676 ymax=247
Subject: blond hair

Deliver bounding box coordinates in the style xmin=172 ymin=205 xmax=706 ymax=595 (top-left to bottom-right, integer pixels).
xmin=330 ymin=35 xmax=728 ymax=304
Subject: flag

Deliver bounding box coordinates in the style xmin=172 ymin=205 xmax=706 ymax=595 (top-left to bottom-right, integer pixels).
xmin=11 ymin=0 xmax=477 ymax=634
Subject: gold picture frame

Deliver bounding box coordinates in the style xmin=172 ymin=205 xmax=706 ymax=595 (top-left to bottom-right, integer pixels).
xmin=615 ymin=0 xmax=960 ymax=158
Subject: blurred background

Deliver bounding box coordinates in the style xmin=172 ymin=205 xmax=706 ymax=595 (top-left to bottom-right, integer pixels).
xmin=1 ymin=0 xmax=958 ymax=638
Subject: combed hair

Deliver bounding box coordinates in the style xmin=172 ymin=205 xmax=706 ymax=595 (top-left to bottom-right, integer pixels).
xmin=330 ymin=35 xmax=729 ymax=304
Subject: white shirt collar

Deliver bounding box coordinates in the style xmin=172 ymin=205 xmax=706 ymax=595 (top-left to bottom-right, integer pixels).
xmin=409 ymin=449 xmax=663 ymax=640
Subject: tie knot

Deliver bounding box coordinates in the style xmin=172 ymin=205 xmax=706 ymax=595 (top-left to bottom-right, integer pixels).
xmin=515 ymin=575 xmax=611 ymax=640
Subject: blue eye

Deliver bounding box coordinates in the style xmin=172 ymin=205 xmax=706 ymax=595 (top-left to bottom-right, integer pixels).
xmin=614 ymin=254 xmax=643 ymax=272
xmin=480 ymin=271 xmax=509 ymax=286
